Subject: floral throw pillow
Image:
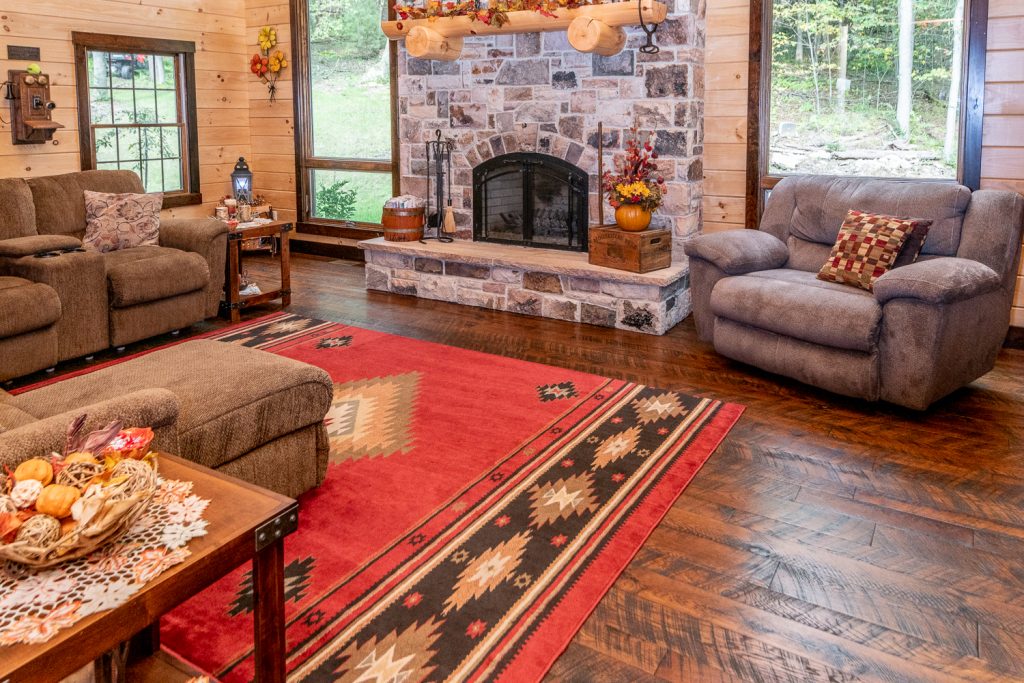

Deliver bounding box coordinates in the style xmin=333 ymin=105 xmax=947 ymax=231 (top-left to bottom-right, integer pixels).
xmin=82 ymin=191 xmax=163 ymax=253
xmin=818 ymin=210 xmax=932 ymax=292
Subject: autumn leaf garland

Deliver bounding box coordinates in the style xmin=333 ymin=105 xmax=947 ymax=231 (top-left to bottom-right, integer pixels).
xmin=394 ymin=0 xmax=604 ymax=27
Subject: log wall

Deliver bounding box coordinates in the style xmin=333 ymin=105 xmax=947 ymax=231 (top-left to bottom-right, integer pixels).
xmin=0 ymin=0 xmax=252 ymax=218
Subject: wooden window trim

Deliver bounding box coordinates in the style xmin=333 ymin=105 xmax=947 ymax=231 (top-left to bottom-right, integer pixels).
xmin=745 ymin=0 xmax=989 ymax=227
xmin=72 ymin=32 xmax=202 ymax=208
xmin=288 ymin=1 xmax=400 ymax=234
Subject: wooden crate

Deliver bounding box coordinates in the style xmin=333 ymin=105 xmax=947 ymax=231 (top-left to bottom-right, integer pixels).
xmin=588 ymin=225 xmax=672 ymax=273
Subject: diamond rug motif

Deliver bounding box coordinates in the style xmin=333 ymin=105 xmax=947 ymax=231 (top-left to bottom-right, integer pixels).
xmin=324 ymin=373 xmax=420 ymax=462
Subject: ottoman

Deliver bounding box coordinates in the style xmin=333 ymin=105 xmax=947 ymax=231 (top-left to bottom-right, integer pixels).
xmin=0 ymin=276 xmax=61 ymax=382
xmin=11 ymin=339 xmax=333 ymax=497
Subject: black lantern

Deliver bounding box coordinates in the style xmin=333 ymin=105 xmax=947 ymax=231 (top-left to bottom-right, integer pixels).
xmin=231 ymin=157 xmax=253 ymax=204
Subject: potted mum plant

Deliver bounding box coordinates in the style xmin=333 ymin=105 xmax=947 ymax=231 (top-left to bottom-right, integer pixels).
xmin=603 ymin=126 xmax=665 ymax=232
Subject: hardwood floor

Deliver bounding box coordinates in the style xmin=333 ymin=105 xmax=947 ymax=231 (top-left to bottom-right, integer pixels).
xmin=16 ymin=253 xmax=1024 ymax=682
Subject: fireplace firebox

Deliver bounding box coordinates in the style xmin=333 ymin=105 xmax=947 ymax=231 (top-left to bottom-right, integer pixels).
xmin=473 ymin=153 xmax=588 ymax=252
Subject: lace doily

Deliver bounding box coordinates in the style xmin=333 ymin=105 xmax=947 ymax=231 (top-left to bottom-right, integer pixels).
xmin=0 ymin=478 xmax=209 ymax=646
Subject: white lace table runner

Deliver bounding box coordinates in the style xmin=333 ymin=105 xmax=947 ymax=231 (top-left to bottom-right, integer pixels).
xmin=0 ymin=478 xmax=209 ymax=646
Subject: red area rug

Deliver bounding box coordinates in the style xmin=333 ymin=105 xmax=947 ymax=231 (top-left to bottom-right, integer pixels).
xmin=26 ymin=312 xmax=744 ymax=681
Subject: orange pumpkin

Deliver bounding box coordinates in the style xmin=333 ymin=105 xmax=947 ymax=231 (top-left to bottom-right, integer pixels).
xmin=35 ymin=484 xmax=81 ymax=519
xmin=14 ymin=458 xmax=53 ymax=486
xmin=64 ymin=452 xmax=99 ymax=466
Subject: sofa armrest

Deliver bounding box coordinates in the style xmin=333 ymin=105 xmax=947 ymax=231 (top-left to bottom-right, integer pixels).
xmin=683 ymin=229 xmax=789 ymax=275
xmin=158 ymin=217 xmax=229 ymax=253
xmin=158 ymin=217 xmax=229 ymax=319
xmin=0 ymin=388 xmax=180 ymax=468
xmin=873 ymin=257 xmax=1001 ymax=304
xmin=0 ymin=235 xmax=81 ymax=258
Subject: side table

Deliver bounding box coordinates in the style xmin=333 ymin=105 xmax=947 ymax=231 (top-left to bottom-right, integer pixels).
xmin=222 ymin=220 xmax=293 ymax=323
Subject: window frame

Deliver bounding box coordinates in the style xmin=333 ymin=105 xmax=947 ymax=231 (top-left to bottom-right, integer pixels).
xmin=72 ymin=32 xmax=202 ymax=209
xmin=289 ymin=0 xmax=400 ymax=235
xmin=745 ymin=0 xmax=990 ymax=226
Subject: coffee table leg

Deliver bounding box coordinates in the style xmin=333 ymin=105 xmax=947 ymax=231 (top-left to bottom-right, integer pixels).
xmin=253 ymin=537 xmax=286 ymax=682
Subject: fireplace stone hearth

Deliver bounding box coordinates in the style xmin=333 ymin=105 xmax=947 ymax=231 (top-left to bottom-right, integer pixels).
xmin=359 ymin=237 xmax=689 ymax=335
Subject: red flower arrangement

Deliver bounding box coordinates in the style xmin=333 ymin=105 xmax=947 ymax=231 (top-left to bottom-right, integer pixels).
xmin=602 ymin=124 xmax=665 ymax=212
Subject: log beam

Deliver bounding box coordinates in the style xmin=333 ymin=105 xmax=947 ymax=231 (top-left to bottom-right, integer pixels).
xmin=381 ymin=1 xmax=668 ymax=40
xmin=567 ymin=16 xmax=627 ymax=56
xmin=405 ymin=25 xmax=464 ymax=61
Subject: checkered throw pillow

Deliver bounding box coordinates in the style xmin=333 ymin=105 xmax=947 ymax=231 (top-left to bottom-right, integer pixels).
xmin=818 ymin=210 xmax=932 ymax=291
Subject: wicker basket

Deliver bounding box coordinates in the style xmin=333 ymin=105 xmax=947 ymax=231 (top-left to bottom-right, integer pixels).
xmin=0 ymin=457 xmax=158 ymax=569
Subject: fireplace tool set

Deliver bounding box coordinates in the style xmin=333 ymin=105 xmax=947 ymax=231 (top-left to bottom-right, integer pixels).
xmin=423 ymin=129 xmax=457 ymax=243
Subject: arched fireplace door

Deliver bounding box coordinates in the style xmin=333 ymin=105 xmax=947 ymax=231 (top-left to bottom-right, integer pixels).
xmin=472 ymin=153 xmax=589 ymax=252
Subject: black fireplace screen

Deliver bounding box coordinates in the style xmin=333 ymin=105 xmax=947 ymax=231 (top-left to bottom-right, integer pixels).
xmin=473 ymin=153 xmax=588 ymax=252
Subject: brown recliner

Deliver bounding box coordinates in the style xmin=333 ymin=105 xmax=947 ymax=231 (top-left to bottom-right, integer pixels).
xmin=684 ymin=176 xmax=1024 ymax=410
xmin=0 ymin=171 xmax=227 ymax=366
xmin=0 ymin=276 xmax=61 ymax=381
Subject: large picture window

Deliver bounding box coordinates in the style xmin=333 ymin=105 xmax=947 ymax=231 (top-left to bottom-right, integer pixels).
xmin=73 ymin=33 xmax=201 ymax=208
xmin=749 ymin=0 xmax=987 ymax=220
xmin=294 ymin=0 xmax=398 ymax=229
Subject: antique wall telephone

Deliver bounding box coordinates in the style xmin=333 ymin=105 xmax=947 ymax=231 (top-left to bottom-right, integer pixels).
xmin=4 ymin=66 xmax=64 ymax=144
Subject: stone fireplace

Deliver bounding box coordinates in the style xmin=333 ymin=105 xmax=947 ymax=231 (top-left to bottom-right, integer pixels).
xmin=473 ymin=152 xmax=589 ymax=252
xmin=360 ymin=2 xmax=703 ymax=335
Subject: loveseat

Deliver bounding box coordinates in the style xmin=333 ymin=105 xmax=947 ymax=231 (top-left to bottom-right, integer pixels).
xmin=0 ymin=170 xmax=228 ymax=381
xmin=684 ymin=176 xmax=1024 ymax=410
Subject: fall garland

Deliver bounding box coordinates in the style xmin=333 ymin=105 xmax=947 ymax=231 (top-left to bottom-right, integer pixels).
xmin=394 ymin=0 xmax=603 ymax=27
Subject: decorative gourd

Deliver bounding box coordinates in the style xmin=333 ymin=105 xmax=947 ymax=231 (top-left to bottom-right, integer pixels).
xmin=64 ymin=452 xmax=99 ymax=466
xmin=35 ymin=484 xmax=81 ymax=519
xmin=14 ymin=458 xmax=53 ymax=486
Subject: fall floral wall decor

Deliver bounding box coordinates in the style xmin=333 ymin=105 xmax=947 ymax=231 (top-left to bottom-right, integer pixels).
xmin=250 ymin=25 xmax=288 ymax=102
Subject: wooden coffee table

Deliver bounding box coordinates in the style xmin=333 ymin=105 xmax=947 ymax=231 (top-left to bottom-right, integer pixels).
xmin=0 ymin=454 xmax=298 ymax=683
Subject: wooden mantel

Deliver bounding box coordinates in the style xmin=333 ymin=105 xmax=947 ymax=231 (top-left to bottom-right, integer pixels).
xmin=381 ymin=1 xmax=668 ymax=61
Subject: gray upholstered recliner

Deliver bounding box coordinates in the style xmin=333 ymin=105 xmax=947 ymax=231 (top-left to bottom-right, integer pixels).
xmin=684 ymin=176 xmax=1024 ymax=410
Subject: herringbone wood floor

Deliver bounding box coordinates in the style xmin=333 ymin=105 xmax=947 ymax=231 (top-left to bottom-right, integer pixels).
xmin=17 ymin=253 xmax=1024 ymax=682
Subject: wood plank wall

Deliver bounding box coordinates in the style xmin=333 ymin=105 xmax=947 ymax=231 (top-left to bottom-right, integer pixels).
xmin=703 ymin=0 xmax=1024 ymax=326
xmin=0 ymin=0 xmax=252 ymax=219
xmin=245 ymin=0 xmax=296 ymax=223
xmin=702 ymin=0 xmax=750 ymax=234
xmin=982 ymin=0 xmax=1024 ymax=327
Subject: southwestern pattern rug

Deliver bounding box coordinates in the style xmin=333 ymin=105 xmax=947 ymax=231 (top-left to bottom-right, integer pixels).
xmin=31 ymin=313 xmax=744 ymax=681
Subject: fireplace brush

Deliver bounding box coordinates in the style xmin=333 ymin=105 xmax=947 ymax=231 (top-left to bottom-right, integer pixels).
xmin=424 ymin=129 xmax=455 ymax=243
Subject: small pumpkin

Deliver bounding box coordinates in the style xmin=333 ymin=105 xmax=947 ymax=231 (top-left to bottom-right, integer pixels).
xmin=14 ymin=458 xmax=53 ymax=486
xmin=35 ymin=484 xmax=81 ymax=519
xmin=64 ymin=452 xmax=99 ymax=466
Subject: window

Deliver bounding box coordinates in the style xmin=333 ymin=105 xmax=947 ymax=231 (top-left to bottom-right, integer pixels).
xmin=293 ymin=0 xmax=398 ymax=229
xmin=72 ymin=33 xmax=201 ymax=208
xmin=749 ymin=0 xmax=987 ymax=219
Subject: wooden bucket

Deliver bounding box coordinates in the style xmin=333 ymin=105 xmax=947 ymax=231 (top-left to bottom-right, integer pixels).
xmin=382 ymin=206 xmax=425 ymax=242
